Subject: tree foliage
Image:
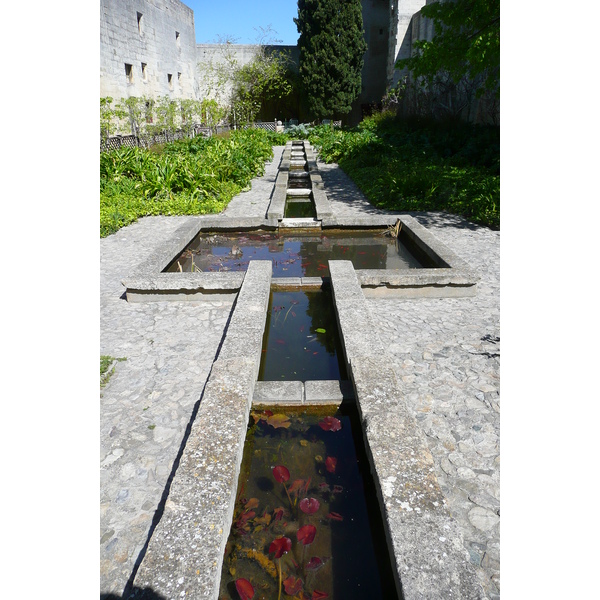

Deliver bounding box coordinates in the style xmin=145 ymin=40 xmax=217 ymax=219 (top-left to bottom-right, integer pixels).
xmin=231 ymin=46 xmax=294 ymax=124
xmin=294 ymin=0 xmax=367 ymax=119
xmin=397 ymin=0 xmax=499 ymax=98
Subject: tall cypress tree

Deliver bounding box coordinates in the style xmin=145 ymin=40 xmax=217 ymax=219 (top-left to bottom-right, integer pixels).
xmin=294 ymin=0 xmax=367 ymax=120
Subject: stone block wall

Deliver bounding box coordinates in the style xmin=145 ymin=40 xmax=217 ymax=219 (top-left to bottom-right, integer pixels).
xmin=100 ymin=0 xmax=197 ymax=102
xmin=387 ymin=0 xmax=428 ymax=88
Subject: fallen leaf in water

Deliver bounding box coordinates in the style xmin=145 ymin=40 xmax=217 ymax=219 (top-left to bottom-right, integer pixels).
xmin=245 ymin=498 xmax=259 ymax=510
xmin=268 ymin=414 xmax=291 ymax=429
xmin=325 ymin=457 xmax=337 ymax=473
xmin=288 ymin=479 xmax=306 ymax=495
xmin=315 ymin=328 xmax=326 ymax=333
xmin=283 ymin=575 xmax=303 ymax=596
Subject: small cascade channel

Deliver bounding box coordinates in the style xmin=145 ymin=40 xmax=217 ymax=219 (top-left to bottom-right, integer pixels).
xmin=285 ymin=141 xmax=316 ymax=219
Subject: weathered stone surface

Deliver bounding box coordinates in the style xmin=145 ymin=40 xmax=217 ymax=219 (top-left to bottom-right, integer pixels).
xmin=329 ymin=258 xmax=485 ymax=599
xmin=304 ymin=379 xmax=354 ymax=404
xmin=253 ymin=380 xmax=303 ymax=404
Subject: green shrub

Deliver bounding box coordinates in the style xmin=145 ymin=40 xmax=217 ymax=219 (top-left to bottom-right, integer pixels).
xmin=100 ymin=129 xmax=276 ymax=237
xmin=309 ymin=113 xmax=499 ymax=229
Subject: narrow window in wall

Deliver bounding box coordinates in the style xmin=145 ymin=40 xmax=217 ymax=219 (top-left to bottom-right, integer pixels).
xmin=175 ymin=31 xmax=180 ymax=47
xmin=141 ymin=63 xmax=147 ymax=82
xmin=168 ymin=73 xmax=173 ymax=90
xmin=125 ymin=63 xmax=133 ymax=84
xmin=178 ymin=72 xmax=182 ymax=87
xmin=137 ymin=12 xmax=143 ymax=34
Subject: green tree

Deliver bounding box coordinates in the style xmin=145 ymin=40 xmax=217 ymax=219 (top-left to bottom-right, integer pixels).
xmin=100 ymin=97 xmax=127 ymax=143
xmin=294 ymin=0 xmax=367 ymax=120
xmin=397 ymin=0 xmax=499 ymax=98
xmin=231 ymin=46 xmax=293 ymax=124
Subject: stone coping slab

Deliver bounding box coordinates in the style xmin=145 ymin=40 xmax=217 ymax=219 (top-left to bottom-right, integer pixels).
xmin=131 ymin=261 xmax=272 ymax=599
xmin=253 ymin=379 xmax=354 ymax=405
xmin=328 ymin=260 xmax=485 ymax=599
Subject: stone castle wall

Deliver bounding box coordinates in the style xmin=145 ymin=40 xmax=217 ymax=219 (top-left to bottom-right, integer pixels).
xmin=100 ymin=0 xmax=433 ymax=121
xmin=100 ymin=0 xmax=197 ymax=101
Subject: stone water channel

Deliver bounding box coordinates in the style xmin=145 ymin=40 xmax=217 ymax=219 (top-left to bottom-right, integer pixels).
xmin=101 ymin=141 xmax=499 ymax=599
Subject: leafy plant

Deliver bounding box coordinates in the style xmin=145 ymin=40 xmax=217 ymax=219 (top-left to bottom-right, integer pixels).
xmin=100 ymin=128 xmax=277 ymax=237
xmin=309 ymin=113 xmax=499 ymax=228
xmin=100 ymin=355 xmax=126 ymax=387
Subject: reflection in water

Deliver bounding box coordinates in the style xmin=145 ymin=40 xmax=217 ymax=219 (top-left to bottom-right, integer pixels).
xmin=165 ymin=230 xmax=434 ymax=275
xmin=258 ymin=290 xmax=347 ymax=382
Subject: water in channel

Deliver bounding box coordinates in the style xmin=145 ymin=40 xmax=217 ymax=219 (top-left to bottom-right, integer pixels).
xmin=165 ymin=229 xmax=434 ymax=276
xmin=219 ymin=404 xmax=400 ymax=600
xmin=258 ymin=289 xmax=347 ymax=382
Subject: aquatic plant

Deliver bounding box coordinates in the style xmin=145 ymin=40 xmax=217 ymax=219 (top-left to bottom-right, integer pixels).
xmin=318 ymin=416 xmax=342 ymax=432
xmin=299 ymin=497 xmax=320 ymax=515
xmin=297 ymin=524 xmax=317 ymax=545
xmin=234 ymin=578 xmax=255 ymax=600
xmin=269 ymin=536 xmax=292 ymax=600
xmin=273 ymin=465 xmax=294 ymax=510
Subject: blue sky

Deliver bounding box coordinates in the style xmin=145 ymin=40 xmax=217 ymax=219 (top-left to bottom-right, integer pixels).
xmin=184 ymin=0 xmax=300 ymax=45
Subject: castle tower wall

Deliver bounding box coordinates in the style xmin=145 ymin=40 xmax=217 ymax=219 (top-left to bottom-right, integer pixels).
xmin=100 ymin=0 xmax=197 ymax=102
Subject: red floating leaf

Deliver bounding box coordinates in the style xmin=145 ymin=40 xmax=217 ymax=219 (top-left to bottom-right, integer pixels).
xmin=318 ymin=417 xmax=342 ymax=432
xmin=235 ymin=578 xmax=255 ymax=600
xmin=283 ymin=575 xmax=303 ymax=596
xmin=269 ymin=536 xmax=292 ymax=558
xmin=273 ymin=507 xmax=284 ymax=521
xmin=312 ymin=591 xmax=329 ymax=600
xmin=297 ymin=524 xmax=317 ymax=546
xmin=273 ymin=465 xmax=290 ymax=483
xmin=325 ymin=457 xmax=337 ymax=474
xmin=327 ymin=512 xmax=343 ymax=521
xmin=305 ymin=556 xmax=323 ymax=571
xmin=332 ymin=485 xmax=344 ymax=494
xmin=318 ymin=483 xmax=330 ymax=492
xmin=299 ymin=497 xmax=320 ymax=515
xmin=275 ymin=339 xmax=286 ymax=345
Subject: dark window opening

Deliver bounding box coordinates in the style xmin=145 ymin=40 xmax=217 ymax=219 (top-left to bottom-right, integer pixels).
xmin=125 ymin=63 xmax=133 ymax=83
xmin=137 ymin=12 xmax=143 ymax=34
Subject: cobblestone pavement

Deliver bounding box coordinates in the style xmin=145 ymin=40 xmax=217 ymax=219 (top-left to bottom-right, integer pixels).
xmin=100 ymin=147 xmax=499 ymax=598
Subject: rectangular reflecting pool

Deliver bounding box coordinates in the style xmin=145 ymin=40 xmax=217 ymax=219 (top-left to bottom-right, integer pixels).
xmin=164 ymin=229 xmax=436 ymax=276
xmin=219 ymin=404 xmax=400 ymax=599
xmin=259 ymin=289 xmax=347 ymax=382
